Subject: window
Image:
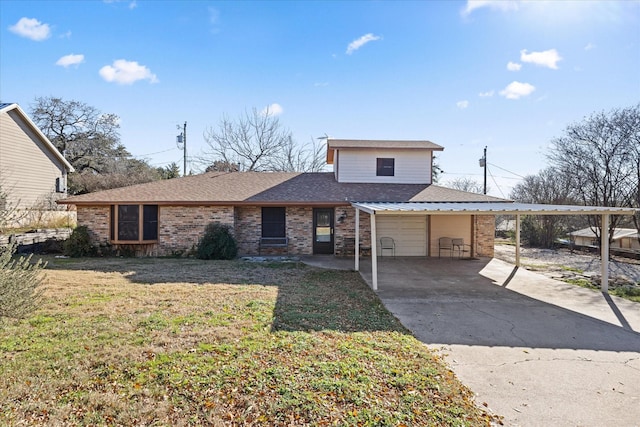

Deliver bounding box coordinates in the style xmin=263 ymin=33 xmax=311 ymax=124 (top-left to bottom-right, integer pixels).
xmin=376 ymin=158 xmax=395 ymax=176
xmin=110 ymin=204 xmax=158 ymax=243
xmin=262 ymin=207 xmax=285 ymax=238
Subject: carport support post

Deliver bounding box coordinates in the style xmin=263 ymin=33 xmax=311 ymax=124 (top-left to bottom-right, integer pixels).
xmin=515 ymin=214 xmax=521 ymax=267
xmin=601 ymin=214 xmax=610 ymax=292
xmin=355 ymin=208 xmax=360 ymax=271
xmin=370 ymin=212 xmax=378 ymax=291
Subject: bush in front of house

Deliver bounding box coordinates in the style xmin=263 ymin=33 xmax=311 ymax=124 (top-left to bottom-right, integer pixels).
xmin=196 ymin=223 xmax=238 ymax=260
xmin=0 ymin=241 xmax=44 ymax=324
xmin=63 ymin=226 xmax=96 ymax=257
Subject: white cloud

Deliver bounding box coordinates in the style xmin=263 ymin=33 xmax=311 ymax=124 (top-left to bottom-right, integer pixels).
xmin=208 ymin=7 xmax=221 ymax=33
xmin=56 ymin=54 xmax=84 ymax=68
xmin=261 ymin=103 xmax=283 ymax=117
xmin=314 ymin=82 xmax=329 ymax=87
xmin=457 ymin=100 xmax=469 ymax=109
xmin=346 ymin=33 xmax=381 ymax=55
xmin=478 ymin=90 xmax=494 ymax=97
xmin=462 ymin=0 xmax=519 ymax=16
xmin=99 ymin=59 xmax=158 ymax=85
xmin=520 ymin=49 xmax=562 ymax=69
xmin=499 ymin=81 xmax=536 ymax=99
xmin=507 ymin=61 xmax=522 ymax=71
xmin=584 ymin=42 xmax=596 ymax=51
xmin=9 ymin=17 xmax=51 ymax=41
xmin=103 ymin=0 xmax=137 ymax=8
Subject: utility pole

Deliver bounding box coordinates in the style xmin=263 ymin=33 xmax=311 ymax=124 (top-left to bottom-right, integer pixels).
xmin=479 ymin=146 xmax=487 ymax=195
xmin=176 ymin=122 xmax=187 ymax=176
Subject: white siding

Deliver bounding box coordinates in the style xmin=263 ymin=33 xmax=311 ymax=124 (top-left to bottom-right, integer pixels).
xmin=335 ymin=148 xmax=432 ymax=184
xmin=429 ymin=215 xmax=472 ymax=257
xmin=0 ymin=111 xmax=67 ymax=209
xmin=376 ymin=215 xmax=427 ymax=256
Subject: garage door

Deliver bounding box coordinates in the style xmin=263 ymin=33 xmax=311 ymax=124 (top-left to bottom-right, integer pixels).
xmin=376 ymin=215 xmax=427 ymax=256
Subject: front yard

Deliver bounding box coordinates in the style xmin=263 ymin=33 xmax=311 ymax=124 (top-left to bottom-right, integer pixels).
xmin=0 ymin=257 xmax=499 ymax=426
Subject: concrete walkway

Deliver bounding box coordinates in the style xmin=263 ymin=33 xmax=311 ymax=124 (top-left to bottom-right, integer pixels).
xmin=302 ymin=255 xmax=640 ymax=427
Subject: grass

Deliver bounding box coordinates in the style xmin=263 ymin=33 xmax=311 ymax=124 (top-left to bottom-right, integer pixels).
xmin=562 ymin=277 xmax=640 ymax=303
xmin=0 ymin=257 xmax=499 ymax=426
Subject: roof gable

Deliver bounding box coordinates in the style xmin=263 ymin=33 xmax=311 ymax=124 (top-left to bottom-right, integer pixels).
xmin=0 ymin=103 xmax=74 ymax=172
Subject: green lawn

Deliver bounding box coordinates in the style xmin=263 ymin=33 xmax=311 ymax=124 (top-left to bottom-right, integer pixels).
xmin=0 ymin=257 xmax=500 ymax=426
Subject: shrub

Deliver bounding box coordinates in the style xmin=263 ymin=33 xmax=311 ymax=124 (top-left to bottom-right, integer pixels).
xmin=196 ymin=223 xmax=238 ymax=260
xmin=0 ymin=241 xmax=44 ymax=322
xmin=63 ymin=226 xmax=96 ymax=257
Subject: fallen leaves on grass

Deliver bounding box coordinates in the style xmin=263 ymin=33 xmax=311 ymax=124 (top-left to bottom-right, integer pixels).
xmin=0 ymin=258 xmax=501 ymax=426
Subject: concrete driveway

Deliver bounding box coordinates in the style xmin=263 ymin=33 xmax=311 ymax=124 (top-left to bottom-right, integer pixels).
xmin=359 ymin=257 xmax=640 ymax=427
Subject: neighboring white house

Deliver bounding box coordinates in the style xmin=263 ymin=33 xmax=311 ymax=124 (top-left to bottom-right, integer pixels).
xmin=570 ymin=227 xmax=640 ymax=251
xmin=0 ymin=103 xmax=74 ymax=225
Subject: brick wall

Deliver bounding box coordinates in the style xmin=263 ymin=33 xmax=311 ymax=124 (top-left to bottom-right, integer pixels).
xmin=76 ymin=204 xmax=496 ymax=258
xmin=235 ymin=206 xmax=314 ymax=255
xmin=235 ymin=206 xmax=261 ymax=254
xmin=286 ymin=207 xmax=313 ymax=255
xmin=334 ymin=207 xmax=371 ymax=256
xmin=158 ymin=205 xmax=234 ymax=255
xmin=77 ymin=206 xmax=110 ymax=244
xmin=76 ymin=205 xmax=235 ymax=256
xmin=474 ymin=214 xmax=495 ymax=257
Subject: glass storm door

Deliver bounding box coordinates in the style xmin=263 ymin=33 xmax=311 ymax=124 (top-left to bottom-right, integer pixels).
xmin=313 ymin=208 xmax=334 ymax=254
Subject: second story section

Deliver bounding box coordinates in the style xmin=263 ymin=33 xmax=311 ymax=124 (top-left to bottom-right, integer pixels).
xmin=326 ymin=139 xmax=444 ymax=184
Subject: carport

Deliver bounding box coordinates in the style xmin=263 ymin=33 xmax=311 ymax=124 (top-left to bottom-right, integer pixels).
xmin=351 ymin=202 xmax=638 ymax=291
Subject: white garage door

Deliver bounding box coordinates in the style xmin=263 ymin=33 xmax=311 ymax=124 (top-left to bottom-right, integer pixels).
xmin=376 ymin=215 xmax=427 ymax=256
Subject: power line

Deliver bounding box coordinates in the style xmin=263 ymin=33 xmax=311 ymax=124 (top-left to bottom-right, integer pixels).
xmin=133 ymin=148 xmax=176 ymax=158
xmin=487 ymin=166 xmax=507 ymax=198
xmin=487 ymin=162 xmax=525 ymax=179
xmin=442 ymin=172 xmax=522 ymax=180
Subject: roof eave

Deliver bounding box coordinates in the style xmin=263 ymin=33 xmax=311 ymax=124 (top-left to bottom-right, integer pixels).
xmin=2 ymin=103 xmax=75 ymax=172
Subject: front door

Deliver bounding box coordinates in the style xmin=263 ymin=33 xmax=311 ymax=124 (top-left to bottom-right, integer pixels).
xmin=313 ymin=208 xmax=334 ymax=254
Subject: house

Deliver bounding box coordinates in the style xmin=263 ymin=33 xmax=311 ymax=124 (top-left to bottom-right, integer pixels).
xmin=0 ymin=103 xmax=74 ymax=219
xmin=570 ymin=227 xmax=640 ymax=251
xmin=57 ymin=139 xmax=505 ymax=257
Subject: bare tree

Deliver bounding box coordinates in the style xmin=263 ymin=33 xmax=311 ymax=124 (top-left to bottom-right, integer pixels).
xmin=548 ymin=104 xmax=639 ymax=244
xmin=510 ymin=167 xmax=578 ymax=248
xmin=270 ymin=137 xmax=326 ymax=173
xmin=444 ymin=177 xmax=485 ymax=194
xmin=201 ymin=108 xmax=325 ymax=172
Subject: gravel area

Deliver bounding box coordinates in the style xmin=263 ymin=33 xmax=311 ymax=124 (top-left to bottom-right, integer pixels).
xmin=494 ymin=244 xmax=640 ymax=285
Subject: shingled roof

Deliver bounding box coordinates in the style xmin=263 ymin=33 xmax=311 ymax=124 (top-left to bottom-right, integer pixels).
xmin=58 ymin=171 xmax=507 ymax=206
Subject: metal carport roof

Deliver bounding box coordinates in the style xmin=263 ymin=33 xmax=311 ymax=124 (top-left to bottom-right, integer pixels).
xmin=352 ymin=202 xmax=637 ymax=216
xmin=350 ymin=202 xmax=638 ymax=291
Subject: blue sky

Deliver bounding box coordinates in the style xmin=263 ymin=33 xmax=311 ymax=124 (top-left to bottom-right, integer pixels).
xmin=1 ymin=0 xmax=639 ymax=197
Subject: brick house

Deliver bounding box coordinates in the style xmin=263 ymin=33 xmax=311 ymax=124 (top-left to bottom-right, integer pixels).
xmin=58 ymin=139 xmax=505 ymax=257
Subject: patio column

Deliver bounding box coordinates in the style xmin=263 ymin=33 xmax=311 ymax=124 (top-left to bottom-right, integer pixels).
xmin=355 ymin=207 xmax=360 ymax=271
xmin=515 ymin=214 xmax=521 ymax=267
xmin=601 ymin=214 xmax=610 ymax=292
xmin=370 ymin=212 xmax=378 ymax=291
